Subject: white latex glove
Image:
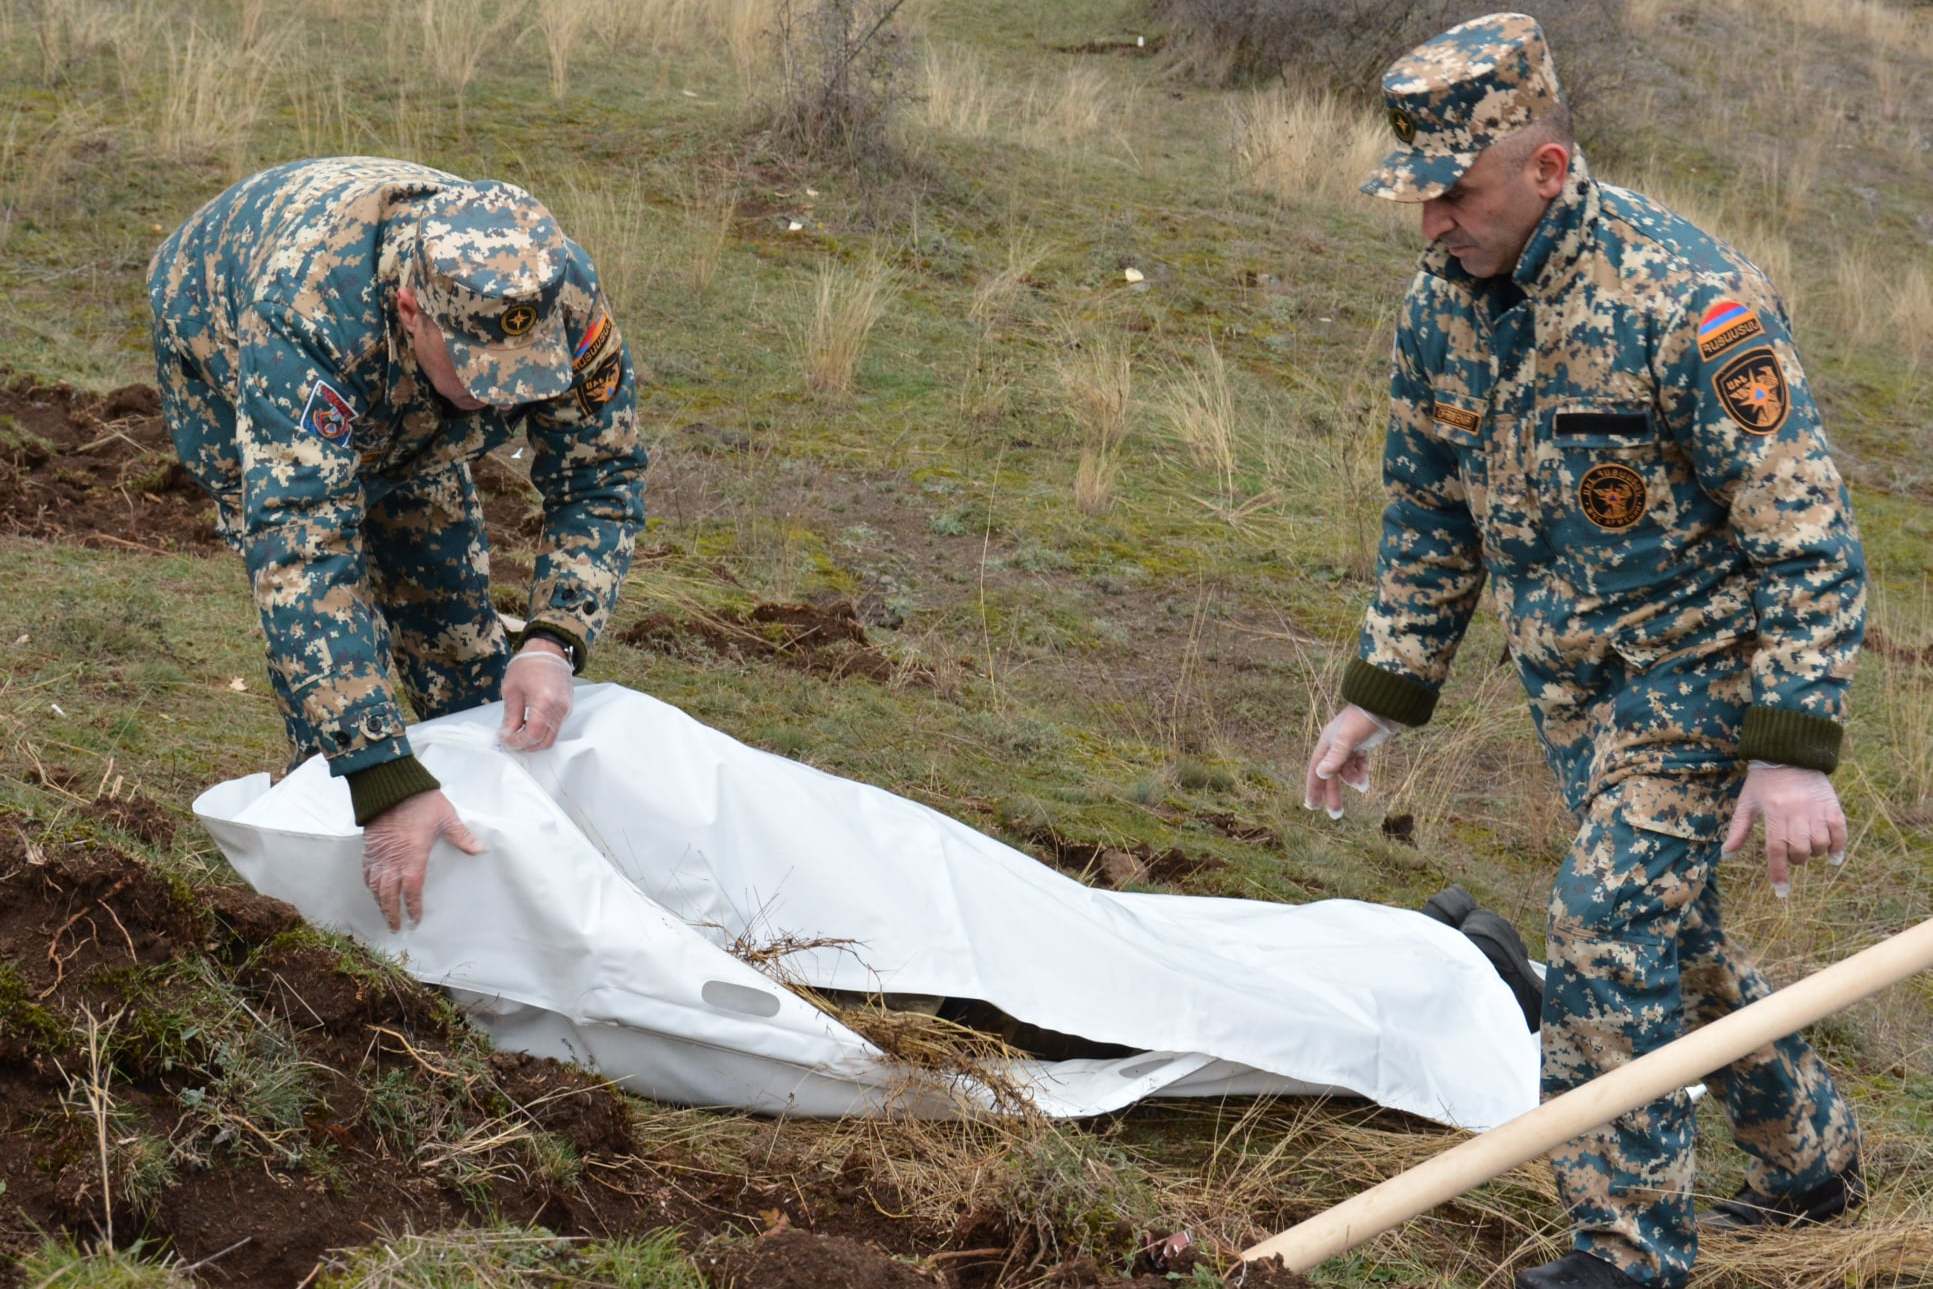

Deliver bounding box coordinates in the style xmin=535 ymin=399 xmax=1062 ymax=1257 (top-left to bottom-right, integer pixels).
xmin=1721 ymin=760 xmax=1848 ymax=900
xmin=362 ymin=789 xmax=485 ymax=931
xmin=1302 ymin=704 xmax=1398 ymax=820
xmin=499 ymin=642 xmax=574 ymax=752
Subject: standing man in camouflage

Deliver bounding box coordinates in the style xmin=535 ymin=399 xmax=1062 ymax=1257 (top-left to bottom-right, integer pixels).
xmin=150 ymin=158 xmax=646 ymax=933
xmin=1301 ymin=15 xmax=1865 ymax=1288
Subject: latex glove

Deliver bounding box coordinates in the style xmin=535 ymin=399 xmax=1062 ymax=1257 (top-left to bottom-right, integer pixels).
xmin=499 ymin=642 xmax=573 ymax=752
xmin=1721 ymin=761 xmax=1848 ymax=900
xmin=1303 ymin=704 xmax=1398 ymax=820
xmin=362 ymin=789 xmax=485 ymax=931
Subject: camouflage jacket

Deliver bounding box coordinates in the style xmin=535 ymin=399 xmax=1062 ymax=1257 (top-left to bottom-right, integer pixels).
xmin=148 ymin=158 xmax=647 ymax=778
xmin=1342 ymin=153 xmax=1865 ymax=809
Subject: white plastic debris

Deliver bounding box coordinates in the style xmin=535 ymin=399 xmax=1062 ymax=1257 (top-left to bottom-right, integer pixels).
xmin=194 ymin=684 xmax=1539 ymax=1126
xmin=1123 ymin=267 xmax=1145 ymax=283
xmin=227 ymin=677 xmax=248 ymax=692
xmin=787 ymin=219 xmax=804 ymax=232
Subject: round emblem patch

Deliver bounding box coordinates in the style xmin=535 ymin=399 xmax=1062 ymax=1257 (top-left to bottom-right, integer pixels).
xmin=1389 ymin=107 xmax=1417 ymax=145
xmin=1578 ymin=462 xmax=1647 ymax=531
xmin=1711 ymin=348 xmax=1789 ymax=435
xmin=501 ymin=303 xmax=539 ymax=337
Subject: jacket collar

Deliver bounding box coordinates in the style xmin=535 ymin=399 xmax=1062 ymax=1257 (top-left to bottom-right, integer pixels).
xmin=1511 ymin=149 xmax=1597 ymax=298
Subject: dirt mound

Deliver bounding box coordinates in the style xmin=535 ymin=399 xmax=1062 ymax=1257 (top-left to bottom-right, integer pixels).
xmin=708 ymin=1229 xmax=937 ymax=1288
xmin=0 ymin=377 xmax=221 ymax=554
xmin=28 ymin=766 xmax=179 ymax=849
xmin=618 ymin=599 xmax=914 ymax=683
xmin=0 ymin=823 xmax=676 ymax=1285
xmin=1022 ymin=827 xmax=1226 ymax=889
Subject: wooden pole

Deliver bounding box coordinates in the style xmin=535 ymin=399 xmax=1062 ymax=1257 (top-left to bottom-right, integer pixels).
xmin=1242 ymin=917 xmax=1933 ymax=1272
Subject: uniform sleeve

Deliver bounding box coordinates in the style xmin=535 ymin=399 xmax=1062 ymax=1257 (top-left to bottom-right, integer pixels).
xmin=518 ymin=288 xmax=648 ymax=669
xmin=1341 ymin=288 xmax=1487 ymax=727
xmin=1657 ymin=284 xmax=1865 ymax=771
xmin=235 ymin=301 xmax=415 ymax=777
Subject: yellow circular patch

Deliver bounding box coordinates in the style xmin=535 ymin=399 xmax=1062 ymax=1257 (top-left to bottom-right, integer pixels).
xmin=1390 ymin=108 xmax=1417 ymax=145
xmin=501 ymin=303 xmax=539 ymax=337
xmin=1578 ymin=462 xmax=1647 ymax=531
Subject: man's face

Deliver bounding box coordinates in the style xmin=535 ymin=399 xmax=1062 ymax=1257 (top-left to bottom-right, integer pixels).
xmin=1419 ymin=139 xmax=1565 ymax=279
xmin=398 ymin=288 xmax=488 ymax=411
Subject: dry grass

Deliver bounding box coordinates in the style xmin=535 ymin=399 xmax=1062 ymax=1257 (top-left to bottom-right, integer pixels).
xmin=967 ymin=234 xmax=1048 ymax=333
xmin=26 ymin=0 xmax=124 ymax=84
xmin=1151 ymin=339 xmax=1239 ymax=502
xmin=1231 ymin=87 xmax=1405 ymax=220
xmin=1869 ymin=579 xmax=1933 ymax=826
xmin=1020 ymin=64 xmax=1112 ymax=150
xmin=918 ymin=40 xmax=994 ymax=138
xmin=801 ymin=257 xmax=896 ymax=396
xmin=0 ymin=101 xmax=112 ymax=249
xmin=678 ymin=169 xmax=738 ymax=296
xmin=549 ymin=171 xmax=659 ymax=320
xmin=1058 ymin=333 xmax=1132 ymax=515
xmin=157 ymin=25 xmax=279 ymax=166
xmin=723 ymin=0 xmax=775 ymax=89
xmin=417 ymin=0 xmax=524 ymax=107
xmin=533 ymin=0 xmax=595 ymax=99
xmin=1262 ymin=311 xmax=1390 ymax=579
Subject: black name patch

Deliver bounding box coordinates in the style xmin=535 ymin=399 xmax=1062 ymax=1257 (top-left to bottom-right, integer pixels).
xmin=1554 ymin=411 xmax=1649 ymax=438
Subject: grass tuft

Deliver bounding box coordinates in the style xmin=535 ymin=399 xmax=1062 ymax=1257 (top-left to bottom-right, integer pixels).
xmin=801 ymin=256 xmax=895 ymax=396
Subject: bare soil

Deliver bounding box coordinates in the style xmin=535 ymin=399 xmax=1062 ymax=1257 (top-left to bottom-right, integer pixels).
xmin=0 ymin=378 xmax=220 ymax=554
xmin=619 ymin=598 xmax=921 ymax=684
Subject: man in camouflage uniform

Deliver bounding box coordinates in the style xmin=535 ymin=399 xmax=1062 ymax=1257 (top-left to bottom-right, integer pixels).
xmin=149 ymin=158 xmax=646 ymax=932
xmin=1300 ymin=15 xmax=1865 ymax=1288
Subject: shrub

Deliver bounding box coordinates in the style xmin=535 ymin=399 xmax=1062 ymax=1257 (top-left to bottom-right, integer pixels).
xmin=765 ymin=0 xmax=912 ymax=170
xmin=1151 ymin=0 xmax=1630 ymax=124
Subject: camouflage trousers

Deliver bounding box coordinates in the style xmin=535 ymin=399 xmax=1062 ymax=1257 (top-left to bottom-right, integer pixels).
xmin=1542 ymin=774 xmax=1861 ymax=1287
xmin=152 ymin=346 xmax=511 ymax=766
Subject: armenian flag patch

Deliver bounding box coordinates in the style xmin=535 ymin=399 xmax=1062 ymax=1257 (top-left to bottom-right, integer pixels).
xmin=571 ymin=313 xmax=623 ymax=417
xmin=1697 ymin=298 xmax=1764 ymax=362
xmin=298 ymin=379 xmax=356 ymax=442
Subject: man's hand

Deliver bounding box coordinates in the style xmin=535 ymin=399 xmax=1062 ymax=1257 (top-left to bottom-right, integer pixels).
xmin=499 ymin=639 xmax=573 ymax=752
xmin=362 ymin=789 xmax=485 ymax=930
xmin=1721 ymin=761 xmax=1848 ymax=899
xmin=1303 ymin=705 xmax=1397 ymax=820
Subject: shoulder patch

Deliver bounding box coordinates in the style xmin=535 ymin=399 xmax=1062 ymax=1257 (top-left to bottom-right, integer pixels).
xmin=298 ymin=379 xmax=356 ymax=442
xmin=571 ymin=313 xmax=623 ymax=417
xmin=1432 ymin=400 xmax=1482 ymax=434
xmin=1712 ymin=348 xmax=1788 ymax=436
xmin=1697 ymin=297 xmax=1764 ymax=362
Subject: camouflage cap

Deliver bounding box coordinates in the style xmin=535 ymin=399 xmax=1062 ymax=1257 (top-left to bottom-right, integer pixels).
xmin=411 ymin=181 xmax=572 ymax=406
xmin=1361 ymin=12 xmax=1564 ymax=203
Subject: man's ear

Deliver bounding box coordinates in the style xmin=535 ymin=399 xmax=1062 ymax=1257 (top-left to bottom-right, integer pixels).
xmin=1531 ymin=142 xmax=1570 ymax=199
xmin=396 ymin=284 xmax=420 ymax=331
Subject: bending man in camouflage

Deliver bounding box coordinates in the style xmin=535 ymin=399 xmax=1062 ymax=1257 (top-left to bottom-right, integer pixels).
xmin=1300 ymin=16 xmax=1864 ymax=1288
xmin=150 ymin=158 xmax=647 ymax=931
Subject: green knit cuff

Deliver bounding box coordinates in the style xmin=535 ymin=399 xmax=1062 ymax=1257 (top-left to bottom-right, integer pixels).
xmin=1341 ymin=657 xmax=1438 ymax=728
xmin=347 ymin=755 xmax=441 ymax=827
xmin=1738 ymin=706 xmax=1844 ymax=774
xmin=516 ymin=620 xmax=588 ymax=675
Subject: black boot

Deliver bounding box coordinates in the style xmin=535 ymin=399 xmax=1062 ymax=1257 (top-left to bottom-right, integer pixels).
xmin=1420 ymin=883 xmax=1478 ymax=928
xmin=1459 ymin=907 xmax=1543 ymax=1032
xmin=1701 ymin=1159 xmax=1865 ymax=1231
xmin=1514 ymin=1251 xmax=1643 ymax=1288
